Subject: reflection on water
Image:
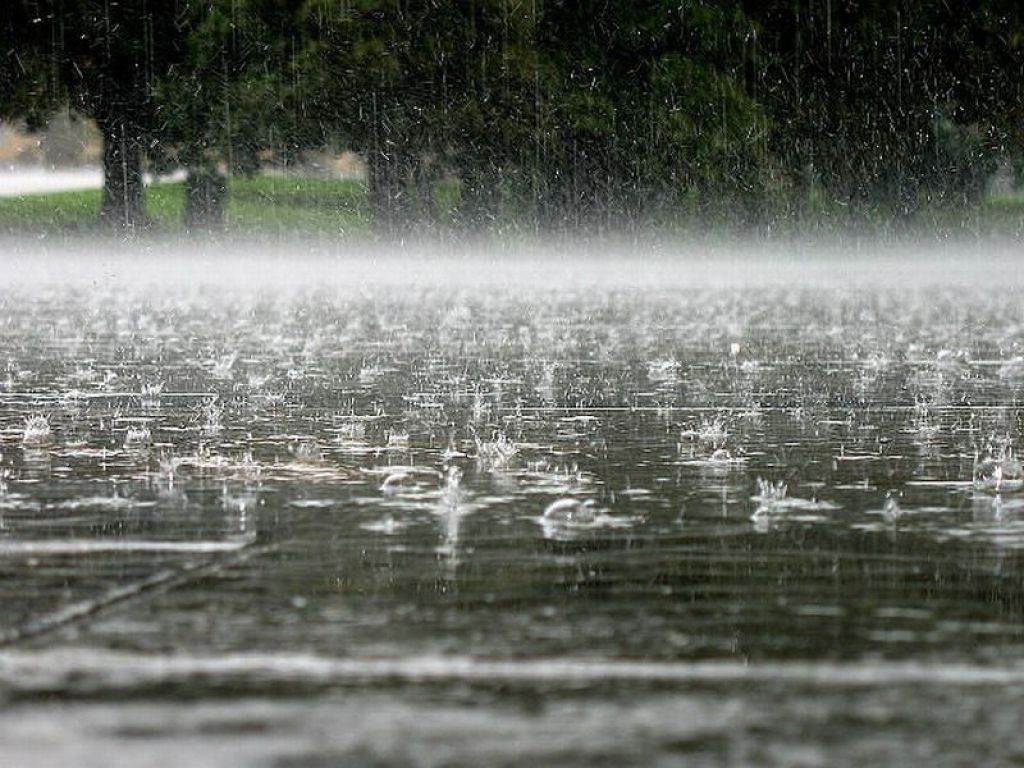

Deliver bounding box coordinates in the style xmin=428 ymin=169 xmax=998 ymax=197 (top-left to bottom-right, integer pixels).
xmin=2 ymin=248 xmax=1024 ymax=764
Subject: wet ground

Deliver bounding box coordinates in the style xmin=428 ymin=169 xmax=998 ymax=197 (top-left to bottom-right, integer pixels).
xmin=2 ymin=240 xmax=1024 ymax=766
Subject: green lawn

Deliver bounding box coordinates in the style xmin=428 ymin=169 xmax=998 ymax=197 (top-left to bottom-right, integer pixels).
xmin=1 ymin=173 xmax=1023 ymax=237
xmin=0 ymin=175 xmax=372 ymax=235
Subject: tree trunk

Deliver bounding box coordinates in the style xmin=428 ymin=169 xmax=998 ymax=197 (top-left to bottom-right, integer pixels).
xmin=184 ymin=167 xmax=227 ymax=231
xmin=99 ymin=116 xmax=147 ymax=229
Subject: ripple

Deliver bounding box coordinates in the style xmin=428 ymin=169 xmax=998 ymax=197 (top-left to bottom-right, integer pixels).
xmin=0 ymin=538 xmax=253 ymax=556
xmin=3 ymin=649 xmax=1024 ymax=693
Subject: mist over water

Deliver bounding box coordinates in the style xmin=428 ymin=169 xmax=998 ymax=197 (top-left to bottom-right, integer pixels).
xmin=3 ymin=237 xmax=1024 ymax=765
xmin=4 ymin=235 xmax=1021 ymax=289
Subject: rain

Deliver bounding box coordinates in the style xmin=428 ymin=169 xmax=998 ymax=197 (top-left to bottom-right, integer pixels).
xmin=3 ymin=3 xmax=1024 ymax=766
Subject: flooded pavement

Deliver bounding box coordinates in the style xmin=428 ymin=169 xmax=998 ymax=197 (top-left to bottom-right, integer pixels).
xmin=2 ymin=242 xmax=1024 ymax=766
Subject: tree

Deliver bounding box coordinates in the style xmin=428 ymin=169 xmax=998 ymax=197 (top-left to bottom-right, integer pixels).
xmin=742 ymin=1 xmax=1024 ymax=224
xmin=152 ymin=0 xmax=309 ymax=230
xmin=298 ymin=0 xmax=770 ymax=234
xmin=518 ymin=1 xmax=770 ymax=230
xmin=298 ymin=0 xmax=450 ymax=235
xmin=7 ymin=0 xmax=1023 ymax=236
xmin=2 ymin=2 xmax=190 ymax=229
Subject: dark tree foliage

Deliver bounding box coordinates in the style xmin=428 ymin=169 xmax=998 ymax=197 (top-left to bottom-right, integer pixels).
xmin=297 ymin=0 xmax=526 ymax=234
xmin=744 ymin=1 xmax=1024 ymax=225
xmin=1 ymin=1 xmax=190 ymax=228
xmin=3 ymin=0 xmax=1024 ymax=233
xmin=528 ymin=1 xmax=767 ymax=231
xmin=153 ymin=0 xmax=309 ymax=229
xmin=298 ymin=0 xmax=768 ymax=233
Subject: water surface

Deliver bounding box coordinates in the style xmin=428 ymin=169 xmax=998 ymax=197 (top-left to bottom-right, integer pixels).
xmin=2 ymin=242 xmax=1024 ymax=765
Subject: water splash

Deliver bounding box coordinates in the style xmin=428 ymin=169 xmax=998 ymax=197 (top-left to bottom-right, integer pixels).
xmin=201 ymin=400 xmax=224 ymax=436
xmin=973 ymin=442 xmax=1023 ymax=493
xmin=140 ymin=381 xmax=164 ymax=407
xmin=22 ymin=415 xmax=52 ymax=448
xmin=211 ymin=352 xmax=238 ymax=380
xmin=124 ymin=424 xmax=152 ymax=448
xmin=474 ymin=430 xmax=519 ymax=469
xmin=882 ymin=491 xmax=904 ymax=523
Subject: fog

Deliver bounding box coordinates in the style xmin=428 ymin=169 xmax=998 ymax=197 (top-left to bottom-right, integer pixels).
xmin=4 ymin=235 xmax=1021 ymax=292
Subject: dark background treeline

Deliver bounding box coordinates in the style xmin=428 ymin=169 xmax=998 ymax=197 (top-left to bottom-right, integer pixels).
xmin=2 ymin=1 xmax=1022 ymax=235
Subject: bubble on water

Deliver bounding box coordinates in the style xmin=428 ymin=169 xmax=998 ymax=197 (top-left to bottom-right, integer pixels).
xmin=537 ymin=496 xmax=637 ymax=540
xmin=543 ymin=497 xmax=598 ymax=524
xmin=378 ymin=473 xmax=406 ymax=495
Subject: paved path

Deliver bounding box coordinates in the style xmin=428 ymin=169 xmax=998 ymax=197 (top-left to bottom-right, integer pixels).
xmin=0 ymin=166 xmax=185 ymax=197
xmin=0 ymin=167 xmax=103 ymax=197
